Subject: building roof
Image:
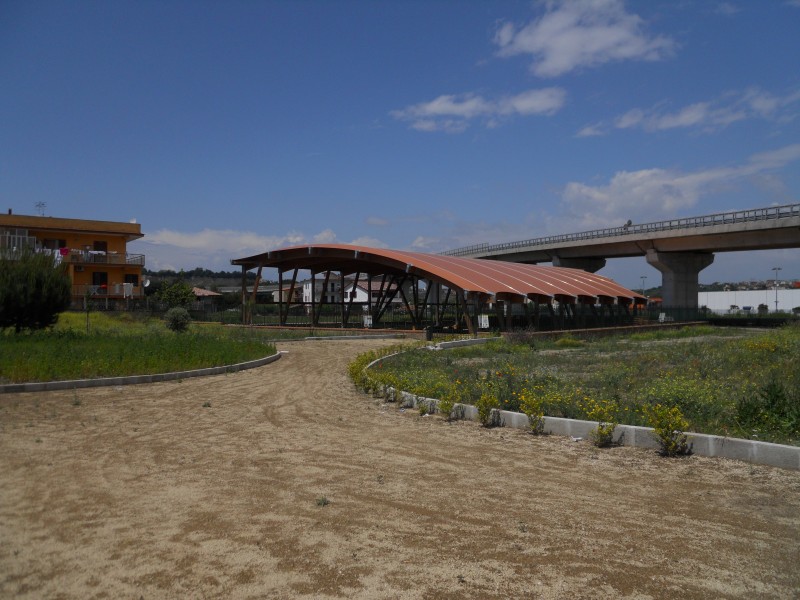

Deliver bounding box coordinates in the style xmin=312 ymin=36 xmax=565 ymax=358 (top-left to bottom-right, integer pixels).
xmin=0 ymin=213 xmax=143 ymax=241
xmin=192 ymin=287 xmax=222 ymax=297
xmin=232 ymin=243 xmax=645 ymax=305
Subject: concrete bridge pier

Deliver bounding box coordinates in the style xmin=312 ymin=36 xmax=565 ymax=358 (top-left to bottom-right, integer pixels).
xmin=646 ymin=250 xmax=714 ymax=309
xmin=551 ymin=256 xmax=607 ymax=273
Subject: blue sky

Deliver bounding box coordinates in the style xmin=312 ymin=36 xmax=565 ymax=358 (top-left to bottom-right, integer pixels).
xmin=2 ymin=0 xmax=799 ymax=289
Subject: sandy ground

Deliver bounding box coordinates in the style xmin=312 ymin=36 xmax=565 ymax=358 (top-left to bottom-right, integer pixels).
xmin=1 ymin=338 xmax=799 ymax=599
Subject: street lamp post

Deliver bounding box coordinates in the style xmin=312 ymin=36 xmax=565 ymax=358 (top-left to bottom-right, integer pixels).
xmin=772 ymin=266 xmax=781 ymax=313
xmin=640 ymin=275 xmax=647 ymax=296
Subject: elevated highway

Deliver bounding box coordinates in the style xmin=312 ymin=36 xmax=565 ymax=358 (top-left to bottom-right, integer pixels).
xmin=443 ymin=203 xmax=800 ymax=309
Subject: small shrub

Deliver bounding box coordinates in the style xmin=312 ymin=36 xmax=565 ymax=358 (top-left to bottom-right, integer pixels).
xmin=554 ymin=335 xmax=584 ymax=349
xmin=519 ymin=387 xmax=546 ymax=435
xmin=583 ymin=397 xmax=618 ymax=447
xmin=164 ymin=307 xmax=191 ymax=333
xmin=645 ymin=403 xmax=690 ymax=456
xmin=476 ymin=384 xmax=502 ymax=427
xmin=316 ymin=496 xmax=330 ymax=507
xmin=438 ymin=387 xmax=456 ymax=421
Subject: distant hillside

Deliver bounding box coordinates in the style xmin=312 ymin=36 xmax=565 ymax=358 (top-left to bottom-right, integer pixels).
xmin=143 ymin=268 xmax=275 ymax=293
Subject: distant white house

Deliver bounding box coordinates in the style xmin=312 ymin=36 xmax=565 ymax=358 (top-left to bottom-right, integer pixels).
xmin=301 ymin=278 xmax=342 ymax=303
xmin=342 ymin=280 xmax=409 ymax=304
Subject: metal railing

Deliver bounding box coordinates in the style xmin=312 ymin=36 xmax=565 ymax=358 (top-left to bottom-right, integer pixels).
xmin=73 ymin=284 xmax=144 ymax=298
xmin=0 ymin=233 xmax=37 ymax=251
xmin=0 ymin=242 xmax=145 ymax=266
xmin=60 ymin=250 xmax=145 ymax=266
xmin=442 ymin=202 xmax=800 ymax=258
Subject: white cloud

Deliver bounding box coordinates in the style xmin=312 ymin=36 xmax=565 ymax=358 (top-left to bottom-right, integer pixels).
xmin=715 ymin=2 xmax=741 ymax=16
xmin=494 ymin=0 xmax=675 ymax=77
xmin=558 ymin=144 xmax=800 ymax=229
xmin=391 ymin=88 xmax=566 ymax=132
xmin=410 ymin=236 xmax=440 ymax=250
xmin=313 ymin=229 xmax=337 ymax=244
xmin=576 ymin=122 xmax=607 ymax=137
xmin=130 ymin=227 xmax=349 ymax=272
xmin=607 ymin=87 xmax=800 ymax=133
xmin=348 ymin=236 xmax=388 ymax=248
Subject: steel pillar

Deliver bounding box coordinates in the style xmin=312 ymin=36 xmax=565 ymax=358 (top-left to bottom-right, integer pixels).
xmin=646 ymin=250 xmax=714 ymax=309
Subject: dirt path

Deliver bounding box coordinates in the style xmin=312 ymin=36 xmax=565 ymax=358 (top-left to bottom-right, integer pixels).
xmin=1 ymin=339 xmax=799 ymax=599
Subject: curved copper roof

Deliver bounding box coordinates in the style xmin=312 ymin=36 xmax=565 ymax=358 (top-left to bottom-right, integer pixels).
xmin=232 ymin=244 xmax=646 ymax=305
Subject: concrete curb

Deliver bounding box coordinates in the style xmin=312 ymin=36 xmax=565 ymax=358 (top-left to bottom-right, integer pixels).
xmin=305 ymin=334 xmax=406 ymax=341
xmin=434 ymin=337 xmax=499 ymax=349
xmin=396 ymin=390 xmax=800 ymax=471
xmin=365 ymin=355 xmax=800 ymax=471
xmin=0 ymin=352 xmax=284 ymax=394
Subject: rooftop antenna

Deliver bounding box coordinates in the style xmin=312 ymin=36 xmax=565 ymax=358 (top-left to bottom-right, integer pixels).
xmin=35 ymin=201 xmax=46 ymax=216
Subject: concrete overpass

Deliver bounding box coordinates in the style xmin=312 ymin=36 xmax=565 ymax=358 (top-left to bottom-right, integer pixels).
xmin=442 ymin=203 xmax=800 ymax=309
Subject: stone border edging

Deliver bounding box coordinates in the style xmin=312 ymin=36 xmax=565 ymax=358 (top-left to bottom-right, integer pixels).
xmin=365 ymin=350 xmax=800 ymax=471
xmin=305 ymin=334 xmax=406 ymax=341
xmin=0 ymin=352 xmax=284 ymax=394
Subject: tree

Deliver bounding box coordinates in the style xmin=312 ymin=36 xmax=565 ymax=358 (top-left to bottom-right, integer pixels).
xmin=0 ymin=249 xmax=72 ymax=333
xmin=157 ymin=280 xmax=195 ymax=309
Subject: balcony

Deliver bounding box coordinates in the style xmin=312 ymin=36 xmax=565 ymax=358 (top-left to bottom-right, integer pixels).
xmin=60 ymin=249 xmax=145 ymax=266
xmin=73 ymin=283 xmax=145 ymax=299
xmin=0 ymin=233 xmax=37 ymax=252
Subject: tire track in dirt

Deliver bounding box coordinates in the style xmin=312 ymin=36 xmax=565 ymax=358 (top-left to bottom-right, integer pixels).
xmin=1 ymin=339 xmax=799 ymax=599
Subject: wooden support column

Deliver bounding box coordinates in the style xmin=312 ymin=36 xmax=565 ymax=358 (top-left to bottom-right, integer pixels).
xmin=344 ymin=271 xmax=361 ymax=327
xmin=249 ymin=264 xmax=263 ymax=323
xmin=314 ymin=271 xmax=331 ymax=326
xmin=366 ymin=274 xmax=373 ymax=327
xmin=310 ymin=272 xmax=316 ymax=326
xmin=280 ymin=269 xmax=298 ymax=326
xmin=339 ymin=271 xmax=345 ymax=328
xmin=277 ymin=269 xmax=283 ymax=327
xmin=458 ymin=291 xmax=476 ymax=336
xmin=241 ymin=265 xmax=248 ymax=325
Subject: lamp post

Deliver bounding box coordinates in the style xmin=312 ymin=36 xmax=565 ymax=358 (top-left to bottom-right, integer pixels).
xmin=640 ymin=275 xmax=647 ymax=296
xmin=772 ymin=266 xmax=781 ymax=313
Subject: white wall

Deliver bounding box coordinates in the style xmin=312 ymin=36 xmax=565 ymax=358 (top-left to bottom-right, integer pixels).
xmin=698 ymin=289 xmax=800 ymax=313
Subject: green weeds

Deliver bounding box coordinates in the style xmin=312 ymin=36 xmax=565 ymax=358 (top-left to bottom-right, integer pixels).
xmin=350 ymin=324 xmax=800 ymax=445
xmin=0 ymin=317 xmax=276 ymax=383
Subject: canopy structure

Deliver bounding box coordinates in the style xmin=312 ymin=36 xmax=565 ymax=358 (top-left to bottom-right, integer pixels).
xmin=231 ymin=244 xmax=646 ymax=333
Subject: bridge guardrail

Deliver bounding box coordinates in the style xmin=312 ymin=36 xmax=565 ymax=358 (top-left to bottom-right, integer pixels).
xmin=442 ymin=202 xmax=800 ymax=258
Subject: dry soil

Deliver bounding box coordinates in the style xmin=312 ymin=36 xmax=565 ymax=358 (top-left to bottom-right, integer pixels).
xmin=1 ymin=339 xmax=799 ymax=599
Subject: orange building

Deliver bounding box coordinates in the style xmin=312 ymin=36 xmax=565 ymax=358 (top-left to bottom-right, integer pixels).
xmin=0 ymin=211 xmax=145 ymax=307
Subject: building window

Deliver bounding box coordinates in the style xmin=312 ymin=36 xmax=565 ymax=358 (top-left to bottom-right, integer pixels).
xmin=93 ymin=241 xmax=108 ymax=252
xmin=124 ymin=274 xmax=139 ymax=286
xmin=42 ymin=238 xmax=67 ymax=250
xmin=92 ymin=272 xmax=108 ymax=290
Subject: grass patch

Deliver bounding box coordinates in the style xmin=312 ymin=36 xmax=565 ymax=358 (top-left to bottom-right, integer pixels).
xmin=350 ymin=324 xmax=800 ymax=446
xmin=1 ymin=312 xmax=277 ymax=383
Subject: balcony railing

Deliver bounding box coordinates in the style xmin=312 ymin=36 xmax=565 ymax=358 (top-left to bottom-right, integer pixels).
xmin=73 ymin=283 xmax=144 ymax=298
xmin=0 ymin=233 xmax=37 ymax=251
xmin=60 ymin=249 xmax=145 ymax=266
xmin=1 ymin=244 xmax=145 ymax=267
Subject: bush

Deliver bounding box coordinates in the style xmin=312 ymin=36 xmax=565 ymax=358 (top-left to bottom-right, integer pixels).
xmin=645 ymin=403 xmax=690 ymax=456
xmin=164 ymin=307 xmax=191 ymax=332
xmin=476 ymin=383 xmax=501 ymax=427
xmin=0 ymin=249 xmax=71 ymax=333
xmin=519 ymin=386 xmax=546 ymax=434
xmin=583 ymin=397 xmax=618 ymax=447
xmin=438 ymin=385 xmax=457 ymax=421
